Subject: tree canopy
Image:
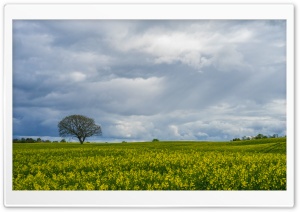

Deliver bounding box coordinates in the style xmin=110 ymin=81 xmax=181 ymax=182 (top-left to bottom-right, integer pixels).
xmin=58 ymin=115 xmax=102 ymax=144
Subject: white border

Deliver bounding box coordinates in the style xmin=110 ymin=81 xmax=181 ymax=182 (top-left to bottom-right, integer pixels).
xmin=4 ymin=4 xmax=294 ymax=207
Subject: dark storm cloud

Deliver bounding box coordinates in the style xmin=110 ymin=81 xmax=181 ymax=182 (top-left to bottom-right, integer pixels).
xmin=13 ymin=20 xmax=286 ymax=141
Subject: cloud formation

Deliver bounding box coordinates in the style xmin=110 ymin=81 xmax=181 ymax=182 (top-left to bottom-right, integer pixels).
xmin=13 ymin=20 xmax=286 ymax=141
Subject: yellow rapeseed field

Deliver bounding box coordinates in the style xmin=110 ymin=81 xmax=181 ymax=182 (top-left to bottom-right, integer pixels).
xmin=13 ymin=138 xmax=286 ymax=190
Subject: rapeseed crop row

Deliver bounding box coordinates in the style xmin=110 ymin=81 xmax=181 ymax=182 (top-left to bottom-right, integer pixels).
xmin=13 ymin=138 xmax=286 ymax=190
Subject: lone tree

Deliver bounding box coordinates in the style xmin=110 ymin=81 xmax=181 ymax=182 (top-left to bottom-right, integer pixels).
xmin=58 ymin=115 xmax=102 ymax=144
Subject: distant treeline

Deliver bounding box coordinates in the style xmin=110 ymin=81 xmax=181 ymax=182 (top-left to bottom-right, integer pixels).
xmin=231 ymin=133 xmax=285 ymax=141
xmin=13 ymin=138 xmax=68 ymax=143
xmin=13 ymin=138 xmax=161 ymax=144
xmin=13 ymin=134 xmax=285 ymax=143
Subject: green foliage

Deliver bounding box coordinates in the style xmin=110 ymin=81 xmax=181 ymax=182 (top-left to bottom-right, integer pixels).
xmin=232 ymin=138 xmax=241 ymax=141
xmin=58 ymin=114 xmax=102 ymax=144
xmin=13 ymin=138 xmax=37 ymax=143
xmin=60 ymin=139 xmax=66 ymax=143
xmin=13 ymin=138 xmax=286 ymax=190
xmin=152 ymin=138 xmax=159 ymax=142
xmin=255 ymin=134 xmax=268 ymax=139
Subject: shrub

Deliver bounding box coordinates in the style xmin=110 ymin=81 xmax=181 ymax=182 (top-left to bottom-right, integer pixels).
xmin=60 ymin=139 xmax=66 ymax=143
xmin=232 ymin=138 xmax=241 ymax=141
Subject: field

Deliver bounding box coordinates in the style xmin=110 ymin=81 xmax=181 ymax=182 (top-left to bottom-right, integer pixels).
xmin=13 ymin=138 xmax=286 ymax=190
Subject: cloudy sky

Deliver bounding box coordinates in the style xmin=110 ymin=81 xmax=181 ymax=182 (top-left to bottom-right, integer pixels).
xmin=13 ymin=20 xmax=286 ymax=142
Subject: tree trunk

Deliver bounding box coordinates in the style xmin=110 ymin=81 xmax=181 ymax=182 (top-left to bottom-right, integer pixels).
xmin=79 ymin=137 xmax=84 ymax=144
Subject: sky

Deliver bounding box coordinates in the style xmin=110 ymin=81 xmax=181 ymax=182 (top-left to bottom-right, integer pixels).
xmin=13 ymin=20 xmax=286 ymax=142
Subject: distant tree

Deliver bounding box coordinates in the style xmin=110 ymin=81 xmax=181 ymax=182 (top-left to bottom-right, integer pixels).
xmin=232 ymin=138 xmax=241 ymax=141
xmin=36 ymin=138 xmax=42 ymax=143
xmin=13 ymin=138 xmax=20 ymax=143
xmin=152 ymin=138 xmax=159 ymax=142
xmin=58 ymin=114 xmax=102 ymax=144
xmin=122 ymin=141 xmax=127 ymax=143
xmin=60 ymin=139 xmax=66 ymax=143
xmin=26 ymin=138 xmax=35 ymax=143
xmin=242 ymin=136 xmax=252 ymax=140
xmin=255 ymin=134 xmax=267 ymax=139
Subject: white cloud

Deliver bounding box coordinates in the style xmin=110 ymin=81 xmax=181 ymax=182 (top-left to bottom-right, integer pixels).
xmin=106 ymin=21 xmax=258 ymax=71
xmin=169 ymin=125 xmax=181 ymax=137
xmin=86 ymin=77 xmax=165 ymax=112
xmin=70 ymin=72 xmax=86 ymax=82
